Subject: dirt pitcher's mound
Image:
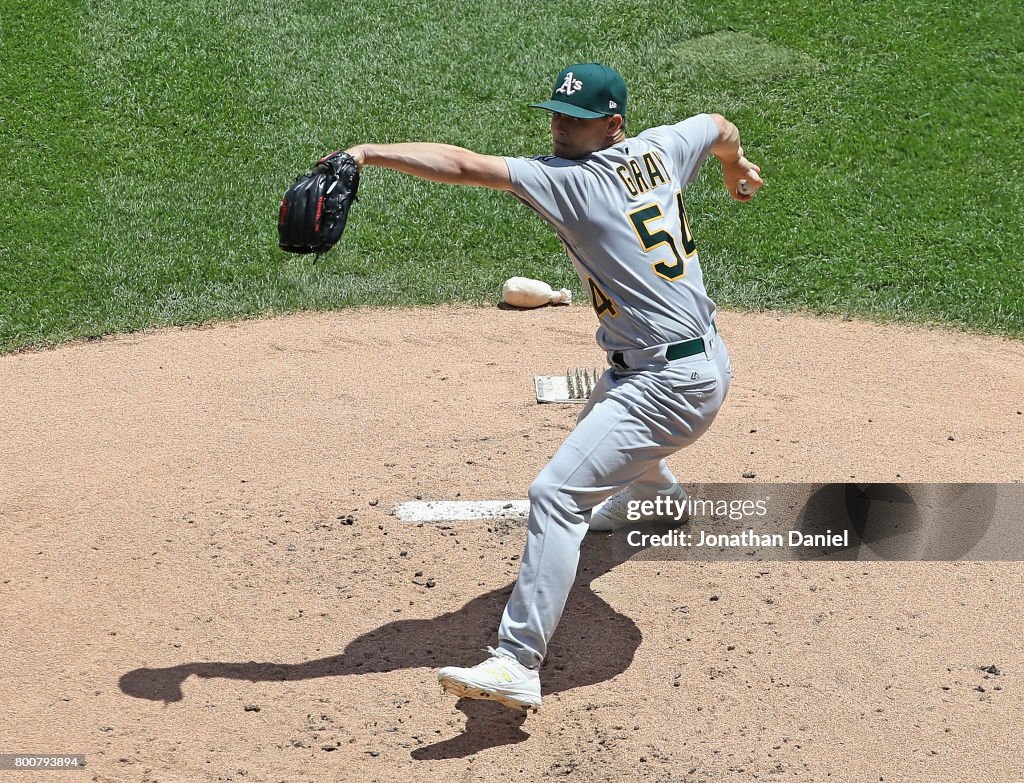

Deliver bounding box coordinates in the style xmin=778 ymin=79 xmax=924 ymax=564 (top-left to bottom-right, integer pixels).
xmin=1 ymin=305 xmax=1022 ymax=783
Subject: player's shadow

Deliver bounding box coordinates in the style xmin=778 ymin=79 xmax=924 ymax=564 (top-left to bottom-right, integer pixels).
xmin=118 ymin=531 xmax=650 ymax=758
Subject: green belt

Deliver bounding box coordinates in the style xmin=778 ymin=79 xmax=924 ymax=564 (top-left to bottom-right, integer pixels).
xmin=612 ymin=322 xmax=718 ymax=369
xmin=665 ymin=321 xmax=718 ymax=361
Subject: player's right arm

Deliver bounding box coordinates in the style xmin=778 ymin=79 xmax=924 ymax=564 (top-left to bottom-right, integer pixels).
xmin=707 ymin=114 xmax=763 ymax=201
xmin=345 ymin=143 xmax=514 ymax=191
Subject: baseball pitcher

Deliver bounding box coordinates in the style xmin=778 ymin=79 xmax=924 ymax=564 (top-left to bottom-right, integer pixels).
xmin=344 ymin=63 xmax=763 ymax=711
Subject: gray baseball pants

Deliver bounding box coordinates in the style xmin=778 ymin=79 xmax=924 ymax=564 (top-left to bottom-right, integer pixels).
xmin=497 ymin=327 xmax=731 ymax=668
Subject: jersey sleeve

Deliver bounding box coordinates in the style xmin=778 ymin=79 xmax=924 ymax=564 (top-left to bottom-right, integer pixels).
xmin=647 ymin=113 xmax=720 ymax=187
xmin=502 ymin=155 xmax=590 ymax=226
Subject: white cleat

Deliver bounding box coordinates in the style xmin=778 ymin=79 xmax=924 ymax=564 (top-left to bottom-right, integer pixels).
xmin=437 ymin=647 xmax=542 ymax=712
xmin=589 ymin=485 xmax=690 ymax=532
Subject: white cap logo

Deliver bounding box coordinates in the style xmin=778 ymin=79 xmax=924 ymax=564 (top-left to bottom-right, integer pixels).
xmin=609 ymin=100 xmax=617 ymax=108
xmin=555 ymin=72 xmax=583 ymax=96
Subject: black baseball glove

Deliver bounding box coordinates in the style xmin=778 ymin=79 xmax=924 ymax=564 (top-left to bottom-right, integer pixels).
xmin=278 ymin=150 xmax=360 ymax=257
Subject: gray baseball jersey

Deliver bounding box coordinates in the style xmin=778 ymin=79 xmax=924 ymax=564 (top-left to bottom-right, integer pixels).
xmin=503 ymin=113 xmax=720 ymax=352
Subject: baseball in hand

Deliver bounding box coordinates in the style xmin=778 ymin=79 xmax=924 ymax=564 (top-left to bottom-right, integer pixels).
xmin=737 ymin=179 xmax=753 ymax=196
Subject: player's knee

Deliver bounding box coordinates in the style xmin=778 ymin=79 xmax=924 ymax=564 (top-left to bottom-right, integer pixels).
xmin=528 ymin=471 xmax=586 ymax=524
xmin=527 ymin=474 xmax=557 ymax=509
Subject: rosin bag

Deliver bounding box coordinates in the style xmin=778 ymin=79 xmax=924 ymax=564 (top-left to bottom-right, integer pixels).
xmin=501 ymin=277 xmax=573 ymax=308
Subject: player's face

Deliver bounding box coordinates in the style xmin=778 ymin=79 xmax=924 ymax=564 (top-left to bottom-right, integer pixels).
xmin=550 ymin=113 xmax=619 ymax=159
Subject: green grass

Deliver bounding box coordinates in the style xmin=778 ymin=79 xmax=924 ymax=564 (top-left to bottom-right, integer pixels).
xmin=1 ymin=0 xmax=1022 ymax=352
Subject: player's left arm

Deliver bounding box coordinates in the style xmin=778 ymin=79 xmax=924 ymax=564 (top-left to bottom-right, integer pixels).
xmin=345 ymin=142 xmax=514 ymax=191
xmin=707 ymin=114 xmax=763 ymax=201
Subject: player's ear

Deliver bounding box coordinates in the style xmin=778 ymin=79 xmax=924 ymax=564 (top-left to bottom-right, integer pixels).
xmin=606 ymin=114 xmax=625 ymax=138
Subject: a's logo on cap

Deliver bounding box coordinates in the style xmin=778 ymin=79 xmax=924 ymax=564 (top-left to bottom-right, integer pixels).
xmin=555 ymin=71 xmax=583 ymax=96
xmin=609 ymin=100 xmax=617 ymax=108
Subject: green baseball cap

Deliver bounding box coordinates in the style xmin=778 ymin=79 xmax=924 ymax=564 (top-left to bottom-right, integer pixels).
xmin=531 ymin=63 xmax=628 ymax=119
